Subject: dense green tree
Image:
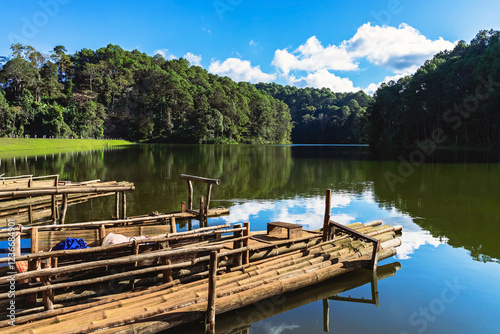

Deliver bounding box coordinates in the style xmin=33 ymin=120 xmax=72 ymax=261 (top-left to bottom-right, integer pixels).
xmin=367 ymin=30 xmax=500 ymax=148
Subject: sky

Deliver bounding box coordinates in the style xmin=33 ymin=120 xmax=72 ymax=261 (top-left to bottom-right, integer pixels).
xmin=1 ymin=0 xmax=500 ymax=94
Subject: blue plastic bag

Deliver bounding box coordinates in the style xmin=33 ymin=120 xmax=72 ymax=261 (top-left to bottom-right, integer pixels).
xmin=53 ymin=238 xmax=89 ymax=250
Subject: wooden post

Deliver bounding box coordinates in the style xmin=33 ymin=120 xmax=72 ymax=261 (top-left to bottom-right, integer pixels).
xmin=187 ymin=180 xmax=193 ymax=210
xmin=115 ymin=192 xmax=120 ymax=218
xmin=122 ymin=191 xmax=127 ymax=219
xmin=60 ymin=193 xmax=68 ymax=224
xmin=162 ymin=258 xmax=172 ymax=283
xmin=51 ymin=195 xmax=57 ymax=224
xmin=26 ymin=227 xmax=39 ymax=307
xmin=233 ymin=224 xmax=243 ymax=267
xmin=243 ymin=222 xmax=250 ymax=264
xmin=14 ymin=225 xmax=21 ymax=258
xmin=322 ymin=189 xmax=332 ymax=242
xmin=205 ymin=250 xmax=218 ymax=334
xmin=323 ymin=299 xmax=329 ymax=332
xmin=371 ymin=239 xmax=380 ymax=271
xmin=205 ymin=184 xmax=213 ymax=217
xmin=28 ymin=205 xmax=33 ymax=224
xmin=41 ymin=260 xmax=54 ymax=311
xmin=200 ymin=196 xmax=205 ymax=221
xmin=181 ymin=201 xmax=186 ymax=213
xmin=99 ymin=225 xmax=107 ymax=246
xmin=170 ymin=217 xmax=177 ymax=234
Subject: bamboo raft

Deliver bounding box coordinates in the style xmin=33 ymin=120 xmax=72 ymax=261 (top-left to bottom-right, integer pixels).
xmin=0 ymin=218 xmax=402 ymax=333
xmin=0 ymin=174 xmax=135 ymax=225
xmin=0 ymin=181 xmax=403 ymax=333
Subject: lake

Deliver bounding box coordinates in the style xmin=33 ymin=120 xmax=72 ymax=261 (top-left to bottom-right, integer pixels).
xmin=1 ymin=144 xmax=500 ymax=334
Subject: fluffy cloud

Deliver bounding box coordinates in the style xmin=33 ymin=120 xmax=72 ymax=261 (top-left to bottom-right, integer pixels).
xmin=288 ymin=69 xmax=361 ymax=93
xmin=208 ymin=58 xmax=277 ymax=83
xmin=344 ymin=23 xmax=456 ymax=73
xmin=272 ymin=36 xmax=358 ymax=74
xmin=271 ymin=23 xmax=455 ymax=92
xmin=184 ymin=52 xmax=202 ymax=67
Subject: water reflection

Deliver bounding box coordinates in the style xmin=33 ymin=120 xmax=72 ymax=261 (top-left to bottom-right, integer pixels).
xmin=0 ymin=144 xmax=498 ymax=263
xmin=211 ymin=190 xmax=448 ymax=261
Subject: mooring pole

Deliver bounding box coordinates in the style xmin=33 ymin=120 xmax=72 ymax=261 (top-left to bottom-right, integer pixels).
xmin=205 ymin=250 xmax=218 ymax=334
xmin=323 ymin=189 xmax=332 ymax=241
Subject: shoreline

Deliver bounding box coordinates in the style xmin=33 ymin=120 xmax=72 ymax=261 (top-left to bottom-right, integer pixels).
xmin=0 ymin=138 xmax=134 ymax=159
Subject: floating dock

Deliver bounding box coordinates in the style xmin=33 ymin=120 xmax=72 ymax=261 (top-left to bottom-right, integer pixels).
xmin=0 ymin=179 xmax=403 ymax=334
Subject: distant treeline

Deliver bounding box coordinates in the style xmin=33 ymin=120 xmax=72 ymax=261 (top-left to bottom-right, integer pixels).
xmin=256 ymin=83 xmax=372 ymax=143
xmin=367 ymin=30 xmax=500 ymax=148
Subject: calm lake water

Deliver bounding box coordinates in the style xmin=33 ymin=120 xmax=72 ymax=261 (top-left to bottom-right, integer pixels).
xmin=1 ymin=144 xmax=500 ymax=334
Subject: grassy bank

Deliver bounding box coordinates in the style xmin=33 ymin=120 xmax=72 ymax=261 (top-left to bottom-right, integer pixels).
xmin=0 ymin=138 xmax=134 ymax=158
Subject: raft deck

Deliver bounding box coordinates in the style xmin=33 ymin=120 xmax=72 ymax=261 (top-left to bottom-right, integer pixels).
xmin=0 ymin=220 xmax=402 ymax=334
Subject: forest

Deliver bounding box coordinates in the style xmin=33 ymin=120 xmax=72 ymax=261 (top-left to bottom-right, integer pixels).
xmin=1 ymin=29 xmax=499 ymax=147
xmin=256 ymin=83 xmax=372 ymax=143
xmin=367 ymin=29 xmax=500 ymax=148
xmin=0 ymin=44 xmax=292 ymax=144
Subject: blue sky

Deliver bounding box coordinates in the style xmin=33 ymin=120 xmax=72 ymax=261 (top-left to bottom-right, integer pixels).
xmin=2 ymin=0 xmax=499 ymax=93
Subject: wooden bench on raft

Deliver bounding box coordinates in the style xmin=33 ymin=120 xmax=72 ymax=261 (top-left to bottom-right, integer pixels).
xmin=267 ymin=221 xmax=303 ymax=239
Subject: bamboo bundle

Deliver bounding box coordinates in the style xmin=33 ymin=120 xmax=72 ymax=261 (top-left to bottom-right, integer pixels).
xmin=0 ymin=221 xmax=402 ymax=334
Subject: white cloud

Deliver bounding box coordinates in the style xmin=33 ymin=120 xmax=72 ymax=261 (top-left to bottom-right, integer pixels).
xmin=271 ymin=23 xmax=455 ymax=92
xmin=208 ymin=58 xmax=277 ymax=83
xmin=184 ymin=52 xmax=202 ymax=67
xmin=154 ymin=49 xmax=176 ymax=60
xmin=249 ymin=40 xmax=258 ymax=46
xmin=345 ymin=23 xmax=456 ymax=73
xmin=272 ymin=36 xmax=358 ymax=75
xmin=288 ymin=69 xmax=361 ymax=93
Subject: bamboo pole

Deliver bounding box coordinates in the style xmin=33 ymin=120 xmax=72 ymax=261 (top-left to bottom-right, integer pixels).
xmin=232 ymin=224 xmax=243 ymax=267
xmin=205 ymin=250 xmax=218 ymax=334
xmin=122 ymin=191 xmax=126 ymax=219
xmin=200 ymin=196 xmax=205 ymax=221
xmin=60 ymin=194 xmax=68 ymax=224
xmin=51 ymin=195 xmax=57 ymax=224
xmin=180 ymin=174 xmax=221 ymax=185
xmin=205 ymin=184 xmax=212 ymax=217
xmin=99 ymin=225 xmax=106 ymax=246
xmin=41 ymin=260 xmax=54 ymax=311
xmin=170 ymin=217 xmax=177 ymax=233
xmin=243 ymin=222 xmax=250 ymax=264
xmin=115 ymin=192 xmax=120 ymax=218
xmin=323 ymin=189 xmax=332 ymax=241
xmin=26 ymin=227 xmax=39 ymax=307
xmin=187 ymin=180 xmax=193 ymax=210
